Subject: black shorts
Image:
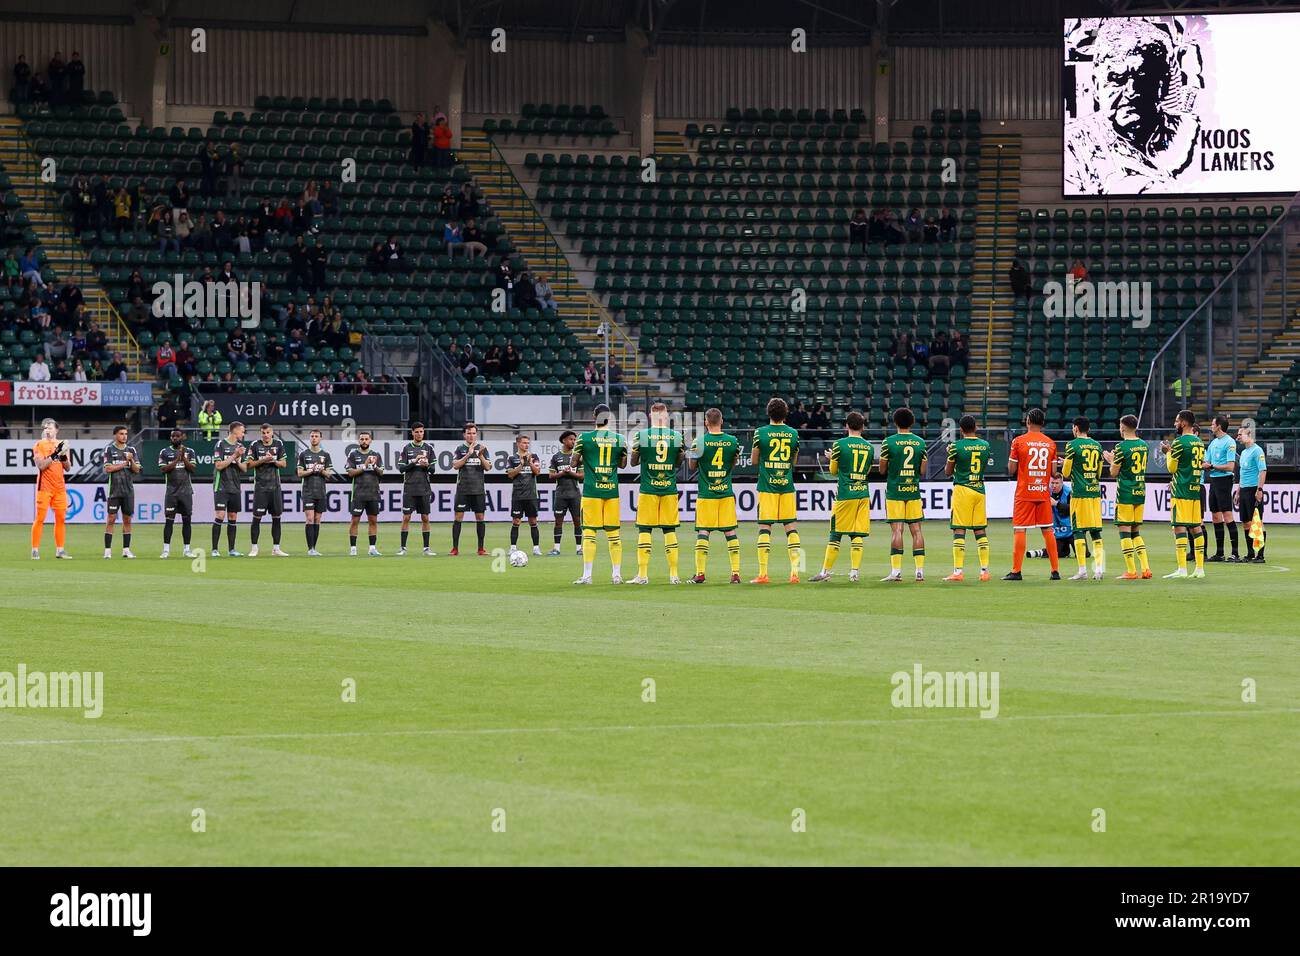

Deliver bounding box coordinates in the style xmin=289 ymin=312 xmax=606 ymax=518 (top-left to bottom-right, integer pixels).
xmin=302 ymin=493 xmax=328 ymax=514
xmin=1208 ymin=475 xmax=1234 ymax=513
xmin=1239 ymin=486 xmax=1264 ymax=527
xmin=403 ymin=493 xmax=431 ymax=516
xmin=214 ymin=489 xmax=241 ymax=513
xmin=455 ymin=492 xmax=486 ymax=514
xmin=350 ymin=496 xmax=380 ymax=517
xmin=553 ymin=496 xmax=581 ymax=519
xmin=164 ymin=492 xmax=193 ymax=518
xmin=106 ymin=493 xmax=134 ymax=516
xmin=511 ymin=499 xmax=539 ymax=519
xmin=253 ymin=486 xmax=283 ymax=517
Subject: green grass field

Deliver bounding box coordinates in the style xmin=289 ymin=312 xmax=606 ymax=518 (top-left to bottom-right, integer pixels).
xmin=1 ymin=519 xmax=1297 ymax=866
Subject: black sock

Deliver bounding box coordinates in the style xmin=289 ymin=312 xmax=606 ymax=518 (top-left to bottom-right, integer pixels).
xmin=477 ymin=520 xmax=485 ymax=549
xmin=182 ymin=516 xmax=191 ymax=545
xmin=104 ymin=532 xmax=112 ymax=549
xmin=369 ymin=534 xmax=376 ymax=547
xmin=575 ymin=524 xmax=582 ymax=543
xmin=123 ymin=533 xmax=131 ymax=549
xmin=1227 ymin=521 xmax=1239 ymax=554
xmin=310 ymin=524 xmax=320 ymax=549
xmin=272 ymin=517 xmax=281 ymax=545
xmin=306 ymin=522 xmax=314 ymax=547
xmin=163 ymin=519 xmax=174 ymax=545
xmin=422 ymin=530 xmax=430 ymax=549
xmin=554 ymin=525 xmax=563 ymax=545
xmin=452 ymin=521 xmax=462 ymax=549
xmin=212 ymin=520 xmax=223 ymax=550
xmin=350 ymin=534 xmax=358 ymax=548
xmin=250 ymin=519 xmax=261 ymax=545
xmin=227 ymin=523 xmax=237 ymax=550
xmin=531 ymin=524 xmax=539 ymax=546
xmin=401 ymin=530 xmax=409 ymax=549
xmin=1213 ymin=523 xmax=1224 ymax=554
xmin=510 ymin=525 xmax=519 ymax=546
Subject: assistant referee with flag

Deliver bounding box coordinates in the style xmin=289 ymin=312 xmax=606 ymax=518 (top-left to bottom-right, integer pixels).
xmin=1236 ymin=425 xmax=1267 ymax=563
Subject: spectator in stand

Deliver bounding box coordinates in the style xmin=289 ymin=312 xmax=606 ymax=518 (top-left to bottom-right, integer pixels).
xmin=113 ymin=187 xmax=133 ymax=232
xmin=66 ymin=51 xmax=85 ymax=100
xmin=439 ymin=185 xmax=458 ymax=219
xmin=1009 ymin=259 xmax=1032 ymax=300
xmin=174 ymin=210 xmax=193 ymax=248
xmin=226 ymin=144 xmax=244 ymax=200
xmin=292 ymin=197 xmax=313 ymax=234
xmin=928 ymin=332 xmax=950 ymax=377
xmin=409 ymin=112 xmax=429 ymax=167
xmin=608 ymin=357 xmax=626 ymax=399
xmin=124 ymin=296 xmax=150 ymax=334
xmin=333 ymin=369 xmax=351 ymax=393
xmin=244 ymin=331 xmax=262 ymax=361
xmin=1071 ymin=258 xmax=1088 ymax=282
xmin=104 ymin=352 xmax=128 ymax=382
xmin=28 ymin=353 xmax=50 ymax=380
xmin=309 ymin=241 xmax=327 ymax=291
xmin=273 ymin=198 xmax=293 ymax=232
xmin=156 ymin=340 xmax=179 ymax=381
xmin=535 ymin=273 xmax=558 ymax=310
xmin=432 ymin=117 xmax=453 ymax=169
xmin=787 ymin=401 xmax=810 ymax=432
xmin=848 ymin=208 xmax=869 ymax=253
xmin=940 ymin=207 xmax=957 ymax=242
xmin=68 ymin=324 xmax=87 ymax=359
xmin=218 ymin=260 xmax=237 ymax=284
xmin=289 ymin=235 xmax=312 ymax=292
xmin=583 ymin=359 xmax=603 ymax=396
xmin=211 ymin=209 xmax=233 ymax=253
xmin=303 ymin=180 xmax=322 ymax=216
xmin=444 ymin=221 xmax=466 ymax=257
xmin=12 ymin=55 xmax=30 ymax=104
xmin=895 ymin=333 xmax=915 ymax=369
xmin=514 ymin=271 xmax=538 ymax=311
xmin=169 ymin=178 xmax=190 ymax=214
xmin=285 ymin=328 xmax=306 ymax=361
xmin=92 ymin=174 xmax=111 ymax=230
xmin=176 ymin=340 xmax=196 ymax=378
xmin=495 ymin=259 xmax=516 ymax=310
xmin=457 ymin=183 xmax=478 ymax=220
xmin=923 ymin=215 xmax=939 ymax=244
xmin=154 ymin=206 xmax=178 ymax=253
xmin=911 ymin=335 xmax=930 ymax=367
xmin=72 ymin=359 xmax=88 ymax=382
xmin=199 ymin=140 xmax=220 ymax=196
xmin=19 ymin=247 xmax=43 ymax=287
xmin=3 ymin=249 xmax=18 ymax=287
xmin=50 ymin=358 xmax=70 ymax=381
xmin=809 ymin=403 xmax=831 ymax=435
xmin=44 ymin=324 xmax=69 ymax=362
xmin=58 ymin=282 xmax=84 ymax=316
xmin=382 ymin=235 xmax=407 ymax=272
xmin=47 ymin=51 xmax=65 ymax=106
xmin=315 ymin=374 xmax=333 ymax=395
xmin=868 ymin=209 xmax=887 ymax=244
xmin=29 ymin=71 xmax=48 ymax=104
xmin=462 ymin=219 xmax=488 ymax=258
xmin=503 ymin=342 xmax=521 ymax=381
xmin=226 ymin=329 xmax=247 ymax=365
xmin=220 ymin=371 xmax=237 ymax=392
xmin=366 ymin=242 xmax=386 ymax=274
xmin=884 ymin=211 xmax=905 ymax=245
xmin=324 ymin=311 xmax=349 ymax=348
xmin=904 ymin=207 xmax=924 ymax=243
xmin=353 ymin=370 xmax=372 ymax=395
xmin=157 ymin=393 xmax=185 ymax=440
xmin=949 ymin=331 xmax=969 ymax=370
xmin=319 ymin=180 xmax=337 ymax=216
xmin=125 ymin=270 xmax=148 ymax=303
xmin=89 ymin=359 xmax=106 ymax=380
xmin=86 ymin=320 xmax=107 ymax=361
xmin=483 ymin=344 xmax=503 ymax=379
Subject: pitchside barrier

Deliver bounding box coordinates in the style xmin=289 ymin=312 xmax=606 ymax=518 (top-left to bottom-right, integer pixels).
xmin=6 ymin=481 xmax=1299 ymax=524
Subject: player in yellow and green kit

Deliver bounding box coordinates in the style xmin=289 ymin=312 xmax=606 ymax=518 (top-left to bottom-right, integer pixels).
xmin=628 ymin=402 xmax=685 ymax=584
xmin=810 ymin=410 xmax=873 ymax=583
xmin=687 ymin=407 xmax=742 ymax=584
xmin=1161 ymin=409 xmax=1207 ymax=579
xmin=750 ymin=397 xmax=802 ymax=584
xmin=571 ymin=403 xmax=628 ymax=585
xmin=1104 ymin=414 xmax=1151 ymax=579
xmin=943 ymin=415 xmax=990 ymax=582
xmin=1062 ymin=416 xmax=1105 ymax=581
xmin=878 ymin=407 xmax=927 ymax=582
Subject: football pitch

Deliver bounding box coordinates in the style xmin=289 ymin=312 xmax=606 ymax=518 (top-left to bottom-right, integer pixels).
xmin=1 ymin=519 xmax=1297 ymax=866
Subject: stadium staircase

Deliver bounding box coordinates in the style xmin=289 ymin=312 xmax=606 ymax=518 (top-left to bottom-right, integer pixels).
xmin=966 ymin=133 xmax=1020 ymax=428
xmin=0 ymin=114 xmax=147 ymax=381
xmin=459 ymin=127 xmax=650 ymax=391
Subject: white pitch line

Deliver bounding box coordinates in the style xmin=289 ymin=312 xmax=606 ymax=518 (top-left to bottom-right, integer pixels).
xmin=0 ymin=707 xmax=1296 ymax=748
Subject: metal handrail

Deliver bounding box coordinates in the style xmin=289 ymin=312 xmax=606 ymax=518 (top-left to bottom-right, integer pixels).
xmin=1137 ymin=191 xmax=1300 ymax=426
xmin=482 ymin=134 xmax=577 ymax=295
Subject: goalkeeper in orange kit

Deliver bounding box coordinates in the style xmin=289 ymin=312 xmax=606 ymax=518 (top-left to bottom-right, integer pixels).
xmin=31 ymin=417 xmax=71 ymax=559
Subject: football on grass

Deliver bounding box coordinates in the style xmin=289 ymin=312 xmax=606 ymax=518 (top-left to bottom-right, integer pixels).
xmin=509 ymin=550 xmax=529 ymax=568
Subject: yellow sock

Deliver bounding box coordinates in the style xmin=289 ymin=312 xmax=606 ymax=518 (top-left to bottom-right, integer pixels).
xmin=786 ymin=529 xmax=801 ymax=574
xmin=823 ymin=540 xmax=840 ymax=572
xmin=1134 ymin=534 xmax=1150 ymax=572
xmin=582 ymin=528 xmax=597 ymax=573
xmin=727 ymin=535 xmax=741 ymax=574
xmin=1075 ymin=536 xmax=1088 ymax=569
xmin=1093 ymin=539 xmax=1105 ymax=573
xmin=850 ymin=540 xmax=863 ymax=570
xmin=1194 ymin=530 xmax=1205 ymax=570
xmin=914 ymin=550 xmax=925 ymax=571
xmin=607 ymin=529 xmax=622 ymax=568
xmin=665 ymin=531 xmax=679 ymax=578
xmin=976 ymin=534 xmax=990 ymax=570
xmin=1176 ymin=535 xmax=1188 ymax=572
xmin=952 ymin=535 xmax=965 ymax=571
xmin=757 ymin=526 xmax=771 ymax=577
xmin=1121 ymin=535 xmax=1136 ymax=575
xmin=637 ymin=530 xmax=652 ymax=578
xmin=695 ymin=535 xmax=709 ymax=576
xmin=890 ymin=550 xmax=902 ymax=573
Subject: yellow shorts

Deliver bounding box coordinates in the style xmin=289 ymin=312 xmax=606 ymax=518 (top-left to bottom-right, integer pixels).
xmin=1115 ymin=502 xmax=1144 ymax=525
xmin=695 ymin=496 xmax=737 ymax=532
xmin=886 ymin=498 xmax=923 ymax=522
xmin=831 ymin=498 xmax=871 ymax=537
xmin=581 ymin=496 xmax=621 ymax=531
xmin=949 ymin=485 xmax=986 ymax=530
xmin=636 ymin=492 xmax=680 ymax=528
xmin=757 ymin=491 xmax=796 ymax=523
xmin=1070 ymin=497 xmax=1102 ymax=531
xmin=1172 ymin=498 xmax=1203 ymax=526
